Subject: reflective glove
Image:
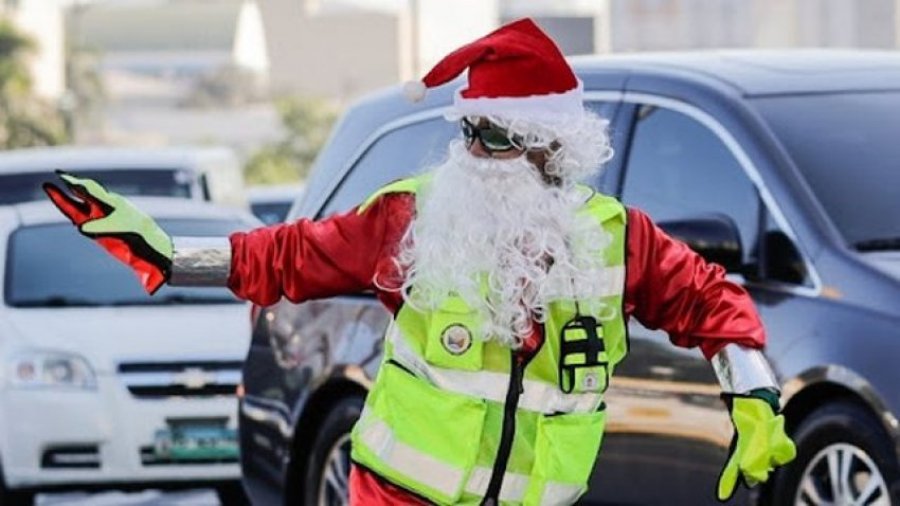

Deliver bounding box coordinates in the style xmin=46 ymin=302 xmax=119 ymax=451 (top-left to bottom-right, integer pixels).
xmin=717 ymin=389 xmax=796 ymax=502
xmin=43 ymin=171 xmax=173 ymax=294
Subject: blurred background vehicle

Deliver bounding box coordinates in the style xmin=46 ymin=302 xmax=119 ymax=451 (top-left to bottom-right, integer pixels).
xmin=0 ymin=146 xmax=247 ymax=209
xmin=0 ymin=198 xmax=260 ymax=506
xmin=238 ymin=50 xmax=900 ymax=506
xmin=247 ymin=184 xmax=304 ymax=225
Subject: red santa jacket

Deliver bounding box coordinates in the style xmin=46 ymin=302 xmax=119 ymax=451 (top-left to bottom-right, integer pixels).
xmin=227 ymin=191 xmax=765 ymax=505
xmin=229 ymin=192 xmax=765 ymax=357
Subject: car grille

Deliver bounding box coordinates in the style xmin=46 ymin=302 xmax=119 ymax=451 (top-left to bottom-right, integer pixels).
xmin=42 ymin=445 xmax=101 ymax=469
xmin=118 ymin=360 xmax=242 ymax=399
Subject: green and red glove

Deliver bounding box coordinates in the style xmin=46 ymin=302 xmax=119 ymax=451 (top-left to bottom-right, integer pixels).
xmin=43 ymin=171 xmax=173 ymax=294
xmin=717 ymin=389 xmax=797 ymax=501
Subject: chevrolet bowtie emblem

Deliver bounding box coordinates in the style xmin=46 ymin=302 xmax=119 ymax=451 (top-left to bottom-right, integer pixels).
xmin=173 ymin=367 xmax=216 ymax=389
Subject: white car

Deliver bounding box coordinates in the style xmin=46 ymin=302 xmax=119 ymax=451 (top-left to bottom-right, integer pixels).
xmin=0 ymin=198 xmax=259 ymax=505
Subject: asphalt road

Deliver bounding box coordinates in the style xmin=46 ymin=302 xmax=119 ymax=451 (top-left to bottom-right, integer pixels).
xmin=36 ymin=490 xmax=219 ymax=505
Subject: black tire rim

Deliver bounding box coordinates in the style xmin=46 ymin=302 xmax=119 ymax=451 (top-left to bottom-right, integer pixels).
xmin=794 ymin=442 xmax=890 ymax=506
xmin=317 ymin=433 xmax=352 ymax=506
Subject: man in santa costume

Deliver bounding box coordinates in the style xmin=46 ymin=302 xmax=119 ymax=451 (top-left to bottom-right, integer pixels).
xmin=45 ymin=18 xmax=794 ymax=506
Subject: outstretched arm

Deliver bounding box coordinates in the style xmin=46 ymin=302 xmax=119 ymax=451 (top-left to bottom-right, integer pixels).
xmin=624 ymin=207 xmax=795 ymax=501
xmin=45 ymin=172 xmax=412 ymax=307
xmin=226 ymin=195 xmax=408 ymax=306
xmin=625 ymin=207 xmax=765 ymax=359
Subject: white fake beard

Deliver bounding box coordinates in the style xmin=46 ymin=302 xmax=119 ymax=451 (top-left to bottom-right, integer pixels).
xmin=395 ymin=141 xmax=613 ymax=348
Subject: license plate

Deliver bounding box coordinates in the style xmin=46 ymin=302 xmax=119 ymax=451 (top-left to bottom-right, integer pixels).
xmin=154 ymin=423 xmax=238 ymax=461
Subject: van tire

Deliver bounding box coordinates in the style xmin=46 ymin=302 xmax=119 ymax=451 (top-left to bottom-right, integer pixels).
xmin=216 ymin=481 xmax=250 ymax=506
xmin=767 ymin=401 xmax=900 ymax=505
xmin=303 ymin=396 xmax=363 ymax=506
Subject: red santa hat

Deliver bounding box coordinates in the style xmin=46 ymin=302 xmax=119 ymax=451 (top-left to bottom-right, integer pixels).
xmin=404 ymin=18 xmax=584 ymax=123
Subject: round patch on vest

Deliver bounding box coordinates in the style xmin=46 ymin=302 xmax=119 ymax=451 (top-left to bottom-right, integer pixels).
xmin=441 ymin=324 xmax=472 ymax=355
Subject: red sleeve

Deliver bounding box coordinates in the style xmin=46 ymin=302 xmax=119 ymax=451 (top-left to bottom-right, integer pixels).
xmin=227 ymin=194 xmax=413 ymax=307
xmin=624 ymin=207 xmax=765 ymax=360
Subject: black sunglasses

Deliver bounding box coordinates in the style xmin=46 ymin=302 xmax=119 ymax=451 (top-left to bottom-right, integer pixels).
xmin=460 ymin=118 xmax=524 ymax=155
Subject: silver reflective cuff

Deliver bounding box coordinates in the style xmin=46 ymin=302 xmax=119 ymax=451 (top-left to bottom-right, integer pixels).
xmin=712 ymin=344 xmax=779 ymax=394
xmin=169 ymin=236 xmax=232 ymax=287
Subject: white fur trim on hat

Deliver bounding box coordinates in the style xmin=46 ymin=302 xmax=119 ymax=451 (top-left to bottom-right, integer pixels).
xmin=403 ymin=80 xmax=427 ymax=102
xmin=450 ymin=80 xmax=585 ymax=123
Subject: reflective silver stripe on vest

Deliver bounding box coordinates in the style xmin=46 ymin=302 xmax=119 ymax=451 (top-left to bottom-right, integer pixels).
xmin=357 ymin=407 xmax=465 ymax=498
xmin=465 ymin=467 xmax=529 ymax=502
xmin=360 ymin=408 xmax=588 ymax=505
xmin=542 ymin=482 xmax=586 ymax=505
xmin=388 ymin=323 xmax=603 ymax=414
xmin=543 ymin=264 xmax=625 ymax=300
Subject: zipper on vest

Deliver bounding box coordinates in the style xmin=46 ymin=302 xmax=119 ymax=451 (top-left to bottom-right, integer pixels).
xmin=482 ymin=350 xmax=526 ymax=506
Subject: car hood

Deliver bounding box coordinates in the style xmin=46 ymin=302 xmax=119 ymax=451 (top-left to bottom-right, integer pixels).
xmin=2 ymin=303 xmax=252 ymax=374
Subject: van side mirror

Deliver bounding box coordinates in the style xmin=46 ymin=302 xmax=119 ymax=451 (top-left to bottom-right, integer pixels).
xmin=658 ymin=214 xmax=743 ymax=273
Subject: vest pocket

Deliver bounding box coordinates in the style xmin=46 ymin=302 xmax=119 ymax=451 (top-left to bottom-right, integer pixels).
xmin=558 ymin=313 xmax=610 ymax=394
xmin=425 ymin=297 xmax=484 ymax=371
xmin=523 ymin=406 xmax=607 ymax=505
xmin=356 ymin=361 xmax=487 ymax=504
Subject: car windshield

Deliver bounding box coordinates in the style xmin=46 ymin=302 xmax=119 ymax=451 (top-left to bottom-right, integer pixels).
xmin=753 ymin=91 xmax=900 ymax=250
xmin=5 ymin=219 xmax=248 ymax=307
xmin=0 ymin=169 xmax=194 ymax=205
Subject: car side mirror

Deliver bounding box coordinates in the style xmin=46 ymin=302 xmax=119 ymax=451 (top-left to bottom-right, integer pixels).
xmin=658 ymin=214 xmax=743 ymax=273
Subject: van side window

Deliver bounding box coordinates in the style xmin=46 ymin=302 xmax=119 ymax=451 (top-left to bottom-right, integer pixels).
xmin=319 ymin=118 xmax=457 ymax=217
xmin=620 ymin=105 xmax=760 ymax=265
xmin=761 ymin=210 xmax=811 ymax=286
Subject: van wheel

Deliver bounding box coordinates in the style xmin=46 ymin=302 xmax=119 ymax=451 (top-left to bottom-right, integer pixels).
xmin=767 ymin=401 xmax=900 ymax=506
xmin=303 ymin=396 xmax=363 ymax=506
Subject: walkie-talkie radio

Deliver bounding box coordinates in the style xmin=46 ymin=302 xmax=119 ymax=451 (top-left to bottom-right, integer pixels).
xmin=558 ymin=312 xmax=610 ymax=394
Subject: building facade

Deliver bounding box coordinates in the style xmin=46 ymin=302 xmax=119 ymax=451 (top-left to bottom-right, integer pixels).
xmin=1 ymin=0 xmax=66 ymax=100
xmin=503 ymin=0 xmax=900 ymax=56
xmin=258 ymin=0 xmax=498 ymax=102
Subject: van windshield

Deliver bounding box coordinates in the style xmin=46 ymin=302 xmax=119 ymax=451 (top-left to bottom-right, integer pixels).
xmin=753 ymin=91 xmax=900 ymax=250
xmin=0 ymin=169 xmax=194 ymax=205
xmin=5 ymin=219 xmax=246 ymax=307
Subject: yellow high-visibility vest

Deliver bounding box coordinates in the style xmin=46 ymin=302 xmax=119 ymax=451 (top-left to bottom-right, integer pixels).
xmin=352 ymin=175 xmax=628 ymax=505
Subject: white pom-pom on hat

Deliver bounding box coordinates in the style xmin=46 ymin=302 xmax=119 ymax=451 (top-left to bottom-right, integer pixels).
xmin=403 ymin=80 xmax=427 ymax=102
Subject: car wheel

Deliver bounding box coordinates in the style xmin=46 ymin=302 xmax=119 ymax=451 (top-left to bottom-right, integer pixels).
xmin=216 ymin=481 xmax=250 ymax=506
xmin=768 ymin=401 xmax=900 ymax=506
xmin=0 ymin=464 xmax=33 ymax=506
xmin=303 ymin=396 xmax=363 ymax=506
xmin=0 ymin=489 xmax=33 ymax=506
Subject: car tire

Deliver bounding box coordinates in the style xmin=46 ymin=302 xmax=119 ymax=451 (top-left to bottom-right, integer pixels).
xmin=216 ymin=481 xmax=250 ymax=506
xmin=0 ymin=491 xmax=33 ymax=506
xmin=767 ymin=401 xmax=900 ymax=506
xmin=303 ymin=396 xmax=363 ymax=506
xmin=0 ymin=489 xmax=33 ymax=506
xmin=0 ymin=463 xmax=33 ymax=506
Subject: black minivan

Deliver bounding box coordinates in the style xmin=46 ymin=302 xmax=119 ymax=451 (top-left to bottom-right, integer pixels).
xmin=238 ymin=51 xmax=900 ymax=506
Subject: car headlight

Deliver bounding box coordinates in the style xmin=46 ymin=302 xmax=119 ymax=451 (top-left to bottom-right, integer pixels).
xmin=7 ymin=350 xmax=97 ymax=390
